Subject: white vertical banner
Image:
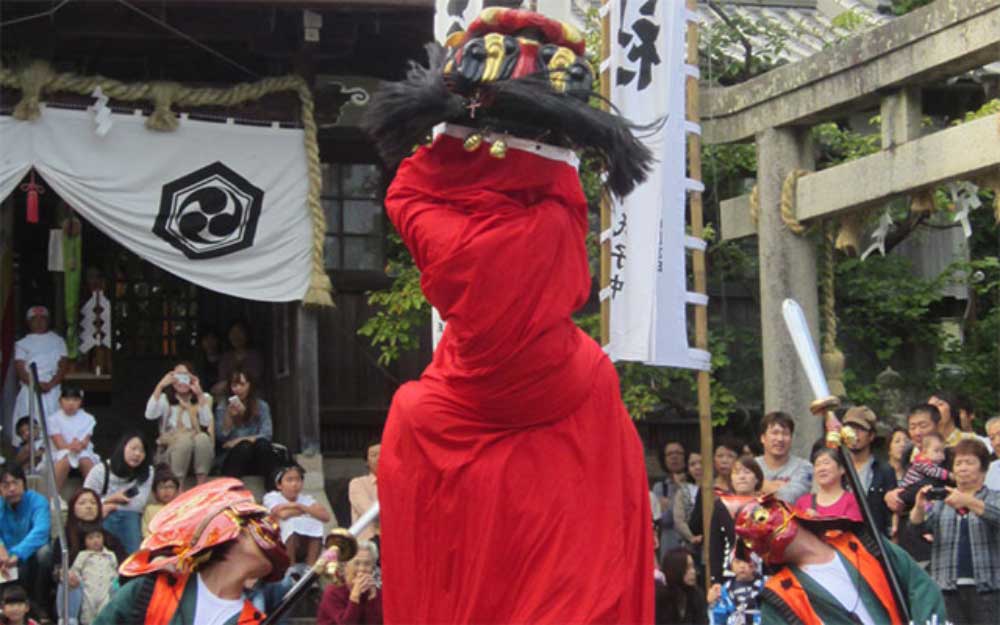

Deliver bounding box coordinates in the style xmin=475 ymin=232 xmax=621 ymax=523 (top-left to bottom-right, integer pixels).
xmin=607 ymin=0 xmax=709 ymax=370
xmin=434 ymin=0 xmax=485 ymax=43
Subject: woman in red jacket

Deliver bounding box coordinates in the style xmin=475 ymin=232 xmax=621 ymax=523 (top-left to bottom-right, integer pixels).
xmin=317 ymin=540 xmax=382 ymax=625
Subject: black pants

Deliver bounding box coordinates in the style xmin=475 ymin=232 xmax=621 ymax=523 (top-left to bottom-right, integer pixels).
xmin=222 ymin=438 xmax=284 ymax=485
xmin=944 ymin=586 xmax=1000 ymax=625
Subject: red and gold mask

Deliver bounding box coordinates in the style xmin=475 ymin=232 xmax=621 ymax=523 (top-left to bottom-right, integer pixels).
xmin=732 ymin=496 xmax=800 ymax=565
xmin=444 ymin=8 xmax=592 ymax=99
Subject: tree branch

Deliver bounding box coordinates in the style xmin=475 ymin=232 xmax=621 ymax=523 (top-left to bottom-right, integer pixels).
xmin=882 ymin=211 xmax=929 ymax=255
xmin=707 ymin=0 xmax=754 ymax=82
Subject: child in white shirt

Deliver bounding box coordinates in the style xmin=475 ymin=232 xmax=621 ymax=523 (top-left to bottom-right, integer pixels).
xmin=262 ymin=465 xmax=332 ymax=566
xmin=48 ymin=385 xmax=100 ymax=490
xmin=70 ymin=524 xmax=118 ymax=625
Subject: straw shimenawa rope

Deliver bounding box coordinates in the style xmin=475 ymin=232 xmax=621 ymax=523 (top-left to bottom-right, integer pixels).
xmin=821 ymin=221 xmax=845 ymax=397
xmin=978 ymin=169 xmax=1000 ymax=224
xmin=0 ymin=60 xmax=334 ymax=306
xmin=779 ymin=168 xmax=809 ymax=235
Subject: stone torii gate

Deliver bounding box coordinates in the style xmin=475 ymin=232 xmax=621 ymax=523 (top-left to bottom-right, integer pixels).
xmin=703 ymin=0 xmax=1000 ymax=454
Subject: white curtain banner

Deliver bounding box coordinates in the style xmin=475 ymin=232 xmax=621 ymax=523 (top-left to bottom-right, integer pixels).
xmin=608 ymin=0 xmax=709 ymax=370
xmin=0 ymin=107 xmax=312 ymax=301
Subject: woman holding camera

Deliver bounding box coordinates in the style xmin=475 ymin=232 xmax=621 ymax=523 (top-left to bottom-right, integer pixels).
xmin=910 ymin=438 xmax=1000 ymax=625
xmin=215 ymin=369 xmax=283 ymax=483
xmin=82 ymin=432 xmax=153 ymax=554
xmin=145 ymin=362 xmax=214 ymax=486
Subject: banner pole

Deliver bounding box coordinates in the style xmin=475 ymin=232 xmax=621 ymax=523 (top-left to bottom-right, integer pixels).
xmin=599 ymin=0 xmax=611 ymax=348
xmin=684 ymin=0 xmax=714 ymax=567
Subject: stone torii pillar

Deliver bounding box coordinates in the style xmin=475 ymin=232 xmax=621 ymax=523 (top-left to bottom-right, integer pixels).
xmin=756 ymin=127 xmax=821 ymax=456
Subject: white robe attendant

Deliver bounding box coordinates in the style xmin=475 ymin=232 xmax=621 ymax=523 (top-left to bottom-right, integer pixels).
xmin=14 ymin=331 xmax=67 ymax=420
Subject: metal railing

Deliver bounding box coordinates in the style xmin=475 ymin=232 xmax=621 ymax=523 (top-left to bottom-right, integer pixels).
xmin=27 ymin=363 xmax=70 ymax=623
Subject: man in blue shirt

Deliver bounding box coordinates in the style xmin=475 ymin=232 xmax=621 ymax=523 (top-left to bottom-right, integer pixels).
xmin=0 ymin=464 xmax=52 ymax=618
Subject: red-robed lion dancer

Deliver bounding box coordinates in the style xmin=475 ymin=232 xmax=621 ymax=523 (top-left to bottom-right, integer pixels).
xmin=364 ymin=8 xmax=656 ymax=624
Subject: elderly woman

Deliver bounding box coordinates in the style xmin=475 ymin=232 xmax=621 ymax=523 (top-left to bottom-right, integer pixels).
xmin=910 ymin=438 xmax=1000 ymax=625
xmin=794 ymin=447 xmax=862 ymax=521
xmin=145 ymin=362 xmax=214 ymax=485
xmin=317 ymin=540 xmax=382 ymax=625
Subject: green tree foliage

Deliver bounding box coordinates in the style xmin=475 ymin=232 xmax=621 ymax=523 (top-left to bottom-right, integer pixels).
xmin=891 ymin=0 xmax=935 ymax=16
xmin=357 ymin=232 xmax=429 ymax=366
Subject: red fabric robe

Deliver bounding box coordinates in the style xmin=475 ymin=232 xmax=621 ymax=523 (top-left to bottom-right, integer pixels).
xmin=379 ymin=134 xmax=654 ymax=624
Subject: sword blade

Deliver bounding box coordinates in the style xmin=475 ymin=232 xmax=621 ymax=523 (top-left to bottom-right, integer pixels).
xmin=781 ymin=299 xmax=830 ymax=399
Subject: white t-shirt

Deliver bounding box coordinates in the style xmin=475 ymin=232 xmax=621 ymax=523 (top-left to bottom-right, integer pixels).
xmin=193 ymin=573 xmax=245 ymax=625
xmin=48 ymin=408 xmax=96 ymax=444
xmin=799 ymin=554 xmax=877 ymax=625
xmin=262 ymin=491 xmax=325 ymax=541
xmin=47 ymin=408 xmax=100 ymax=467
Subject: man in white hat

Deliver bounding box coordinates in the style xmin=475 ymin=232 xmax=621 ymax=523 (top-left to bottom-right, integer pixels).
xmin=14 ymin=306 xmax=68 ymax=424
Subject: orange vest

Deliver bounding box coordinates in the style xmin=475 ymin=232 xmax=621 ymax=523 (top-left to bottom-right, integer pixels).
xmin=146 ymin=573 xmax=265 ymax=625
xmin=763 ymin=532 xmax=903 ymax=625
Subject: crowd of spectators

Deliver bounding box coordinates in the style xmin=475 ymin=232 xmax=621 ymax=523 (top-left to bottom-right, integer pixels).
xmin=6 ymin=304 xmax=998 ymax=624
xmin=653 ymin=396 xmax=1000 ymax=625
xmin=0 ymin=306 xmax=385 ymax=625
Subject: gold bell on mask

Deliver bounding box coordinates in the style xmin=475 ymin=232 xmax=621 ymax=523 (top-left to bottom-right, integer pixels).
xmin=464 ymin=133 xmax=484 ymax=152
xmin=489 ymin=139 xmax=507 ymax=159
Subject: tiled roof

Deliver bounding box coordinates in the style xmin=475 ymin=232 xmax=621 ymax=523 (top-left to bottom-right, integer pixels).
xmin=696 ymin=0 xmax=999 ymax=75
xmin=697 ymin=0 xmax=891 ymax=66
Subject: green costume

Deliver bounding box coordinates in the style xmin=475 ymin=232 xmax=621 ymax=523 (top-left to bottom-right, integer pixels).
xmin=761 ymin=535 xmax=946 ymax=624
xmin=93 ymin=573 xmax=262 ymax=625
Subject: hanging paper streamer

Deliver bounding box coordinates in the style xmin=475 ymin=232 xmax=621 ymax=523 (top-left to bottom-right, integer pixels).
xmin=79 ymin=291 xmax=112 ymax=353
xmin=946 ymin=180 xmax=980 ymax=238
xmin=91 ymin=87 xmax=113 ymax=137
xmin=861 ymin=208 xmax=894 ymax=261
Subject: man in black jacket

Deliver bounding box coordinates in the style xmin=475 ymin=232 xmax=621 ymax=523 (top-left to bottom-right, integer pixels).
xmin=844 ymin=406 xmax=898 ymax=535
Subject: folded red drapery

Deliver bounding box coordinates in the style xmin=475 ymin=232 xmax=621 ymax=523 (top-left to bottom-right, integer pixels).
xmin=379 ymin=134 xmax=653 ymax=624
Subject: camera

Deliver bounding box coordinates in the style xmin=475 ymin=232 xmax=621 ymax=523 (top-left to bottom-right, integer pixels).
xmin=174 ymin=373 xmax=191 ymax=385
xmin=926 ymin=487 xmax=949 ymax=501
xmin=124 ymin=486 xmax=139 ymax=498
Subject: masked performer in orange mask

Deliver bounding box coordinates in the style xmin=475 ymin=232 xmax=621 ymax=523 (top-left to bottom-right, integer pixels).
xmin=93 ymin=478 xmax=289 ymax=625
xmin=725 ymin=494 xmax=946 ymax=625
xmin=364 ymin=7 xmax=656 ymax=624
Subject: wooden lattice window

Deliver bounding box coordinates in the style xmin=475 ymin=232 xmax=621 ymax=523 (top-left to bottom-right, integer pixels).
xmin=113 ymin=252 xmax=198 ymax=358
xmin=321 ymin=163 xmax=385 ymax=272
